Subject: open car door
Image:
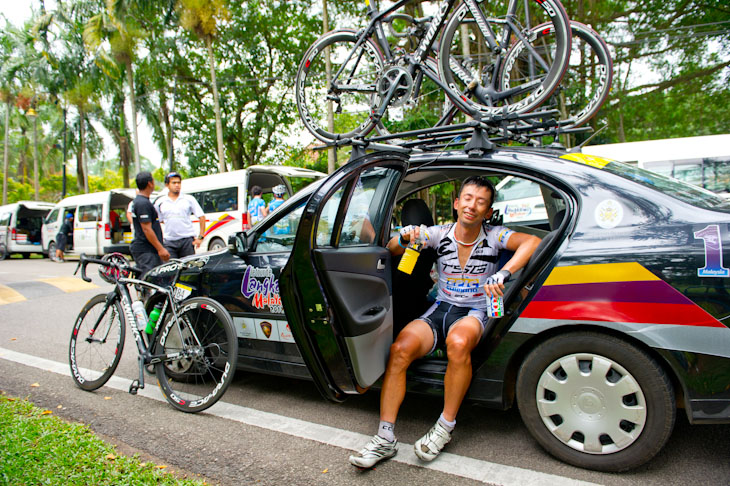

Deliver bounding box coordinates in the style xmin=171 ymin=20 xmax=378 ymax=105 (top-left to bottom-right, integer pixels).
xmin=280 ymin=152 xmax=409 ymax=402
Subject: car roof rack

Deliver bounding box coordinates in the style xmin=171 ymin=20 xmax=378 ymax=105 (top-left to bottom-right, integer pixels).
xmin=311 ymin=108 xmax=595 ymax=163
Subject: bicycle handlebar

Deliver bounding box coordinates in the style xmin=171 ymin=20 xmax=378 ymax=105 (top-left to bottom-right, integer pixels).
xmin=75 ymin=254 xmax=146 ymax=283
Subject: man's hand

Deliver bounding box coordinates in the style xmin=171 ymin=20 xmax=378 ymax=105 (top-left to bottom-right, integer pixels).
xmin=484 ymin=269 xmax=511 ymax=298
xmin=158 ymin=247 xmax=171 ymax=262
xmin=192 ymin=237 xmax=202 ymax=249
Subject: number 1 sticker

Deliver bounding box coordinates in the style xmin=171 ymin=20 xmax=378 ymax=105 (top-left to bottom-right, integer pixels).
xmin=694 ymin=224 xmax=729 ymax=277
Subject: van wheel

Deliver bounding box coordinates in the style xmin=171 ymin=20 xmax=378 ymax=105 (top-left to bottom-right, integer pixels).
xmin=516 ymin=332 xmax=675 ymax=472
xmin=208 ymin=238 xmax=226 ymax=251
xmin=0 ymin=244 xmax=7 ymax=260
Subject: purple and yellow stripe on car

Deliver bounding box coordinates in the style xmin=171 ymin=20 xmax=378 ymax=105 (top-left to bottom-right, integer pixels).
xmin=522 ymin=262 xmax=724 ymax=328
xmin=201 ymin=213 xmax=236 ymax=238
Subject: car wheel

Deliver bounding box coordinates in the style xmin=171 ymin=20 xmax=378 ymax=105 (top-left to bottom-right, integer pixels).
xmin=208 ymin=238 xmax=226 ymax=251
xmin=0 ymin=244 xmax=7 ymax=261
xmin=516 ymin=332 xmax=675 ymax=472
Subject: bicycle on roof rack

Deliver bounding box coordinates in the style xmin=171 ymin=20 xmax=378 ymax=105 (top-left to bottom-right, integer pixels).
xmin=68 ymin=253 xmax=238 ymax=413
xmin=295 ymin=0 xmax=572 ymax=142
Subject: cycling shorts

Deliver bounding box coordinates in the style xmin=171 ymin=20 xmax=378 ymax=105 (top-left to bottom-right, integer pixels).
xmin=418 ymin=301 xmax=486 ymax=355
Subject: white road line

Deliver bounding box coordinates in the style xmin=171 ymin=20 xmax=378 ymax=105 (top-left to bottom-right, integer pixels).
xmin=0 ymin=347 xmax=600 ymax=486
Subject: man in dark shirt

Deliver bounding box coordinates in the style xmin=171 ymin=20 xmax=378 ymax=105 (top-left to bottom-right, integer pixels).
xmin=130 ymin=171 xmax=169 ymax=276
xmin=54 ymin=212 xmax=74 ymax=262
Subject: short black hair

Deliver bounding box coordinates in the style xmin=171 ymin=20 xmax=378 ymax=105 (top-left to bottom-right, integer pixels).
xmin=164 ymin=171 xmax=181 ymax=184
xmin=251 ymin=185 xmax=263 ymax=196
xmin=135 ymin=171 xmax=154 ymax=190
xmin=459 ymin=176 xmax=496 ymax=206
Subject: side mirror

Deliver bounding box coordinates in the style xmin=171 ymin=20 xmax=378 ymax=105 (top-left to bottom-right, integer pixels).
xmin=228 ymin=232 xmax=249 ymax=254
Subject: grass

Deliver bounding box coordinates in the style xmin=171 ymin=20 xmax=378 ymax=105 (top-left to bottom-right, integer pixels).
xmin=0 ymin=394 xmax=208 ymax=486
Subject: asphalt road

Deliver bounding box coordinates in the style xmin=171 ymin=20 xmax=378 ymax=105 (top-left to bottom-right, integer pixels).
xmin=1 ymin=258 xmax=729 ymax=485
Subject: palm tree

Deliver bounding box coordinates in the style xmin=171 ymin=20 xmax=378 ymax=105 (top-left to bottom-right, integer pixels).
xmin=64 ymin=79 xmax=98 ymax=193
xmin=177 ymin=0 xmax=230 ymax=173
xmin=84 ymin=0 xmax=146 ymax=174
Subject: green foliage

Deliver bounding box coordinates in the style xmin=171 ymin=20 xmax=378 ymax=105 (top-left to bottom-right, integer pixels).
xmin=0 ymin=394 xmax=205 ymax=485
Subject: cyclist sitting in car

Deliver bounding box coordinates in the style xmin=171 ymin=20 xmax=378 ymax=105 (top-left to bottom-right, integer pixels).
xmin=350 ymin=175 xmax=541 ymax=468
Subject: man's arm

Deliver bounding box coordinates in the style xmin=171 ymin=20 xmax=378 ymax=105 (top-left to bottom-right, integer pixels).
xmin=195 ymin=215 xmax=207 ymax=248
xmin=485 ymin=232 xmax=541 ymax=297
xmin=140 ymin=222 xmax=170 ymax=262
xmin=386 ymin=225 xmax=422 ymax=256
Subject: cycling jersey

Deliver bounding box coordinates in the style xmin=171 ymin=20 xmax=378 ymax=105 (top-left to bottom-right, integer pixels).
xmin=422 ymin=222 xmax=513 ymax=309
xmin=248 ymin=197 xmax=266 ymax=226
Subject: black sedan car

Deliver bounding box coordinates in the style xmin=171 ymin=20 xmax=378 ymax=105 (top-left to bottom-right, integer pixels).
xmin=145 ymin=147 xmax=730 ymax=472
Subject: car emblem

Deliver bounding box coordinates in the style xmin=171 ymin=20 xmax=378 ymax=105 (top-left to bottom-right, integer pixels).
xmin=260 ymin=321 xmax=272 ymax=338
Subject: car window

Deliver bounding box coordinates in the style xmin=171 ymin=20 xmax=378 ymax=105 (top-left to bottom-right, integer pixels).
xmin=79 ymin=204 xmax=101 ymax=222
xmin=256 ymin=203 xmax=306 ymax=253
xmin=0 ymin=212 xmax=10 ymax=226
xmin=45 ymin=209 xmax=59 ymax=224
xmin=316 ymin=166 xmax=400 ymax=247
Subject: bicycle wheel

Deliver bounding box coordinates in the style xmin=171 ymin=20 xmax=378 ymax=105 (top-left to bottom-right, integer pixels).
xmin=296 ymin=30 xmax=385 ymax=142
xmin=69 ymin=293 xmax=125 ymax=391
xmin=154 ymin=296 xmax=238 ymax=413
xmin=438 ymin=0 xmax=571 ymax=117
xmin=500 ymin=21 xmax=613 ymax=128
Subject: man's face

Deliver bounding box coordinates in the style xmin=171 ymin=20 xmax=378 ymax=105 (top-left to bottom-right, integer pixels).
xmin=167 ymin=177 xmax=182 ymax=195
xmin=454 ymin=183 xmax=493 ymax=228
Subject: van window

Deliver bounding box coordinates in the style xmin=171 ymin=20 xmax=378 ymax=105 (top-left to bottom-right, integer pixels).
xmin=45 ymin=209 xmax=59 ymax=224
xmin=191 ymin=187 xmax=238 ymax=212
xmin=79 ymin=204 xmax=102 ymax=222
xmin=0 ymin=212 xmax=11 ymax=226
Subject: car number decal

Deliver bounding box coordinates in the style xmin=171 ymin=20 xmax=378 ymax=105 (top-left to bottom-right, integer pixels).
xmin=694 ymin=224 xmax=730 ymax=277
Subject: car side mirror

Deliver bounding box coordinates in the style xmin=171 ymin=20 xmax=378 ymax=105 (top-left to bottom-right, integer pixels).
xmin=228 ymin=232 xmax=249 ymax=254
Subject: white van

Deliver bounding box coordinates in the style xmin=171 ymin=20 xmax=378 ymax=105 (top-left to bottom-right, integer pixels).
xmin=0 ymin=201 xmax=55 ymax=259
xmin=42 ymin=189 xmax=138 ymax=258
xmin=491 ymin=175 xmax=549 ymax=226
xmin=165 ymin=165 xmax=326 ymax=252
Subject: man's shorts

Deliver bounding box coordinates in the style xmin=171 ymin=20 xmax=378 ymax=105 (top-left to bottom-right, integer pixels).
xmin=131 ymin=250 xmax=163 ymax=278
xmin=55 ymin=233 xmax=67 ymax=252
xmin=418 ymin=301 xmax=487 ymax=355
xmin=163 ymin=237 xmax=195 ymax=259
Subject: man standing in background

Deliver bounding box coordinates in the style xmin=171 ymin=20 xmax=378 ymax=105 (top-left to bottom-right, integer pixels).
xmin=131 ymin=171 xmax=169 ymax=276
xmin=155 ymin=171 xmax=207 ymax=258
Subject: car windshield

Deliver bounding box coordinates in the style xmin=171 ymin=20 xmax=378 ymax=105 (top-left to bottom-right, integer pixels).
xmin=567 ymin=154 xmax=730 ymax=212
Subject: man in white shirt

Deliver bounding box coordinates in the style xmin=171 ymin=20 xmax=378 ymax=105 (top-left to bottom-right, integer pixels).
xmin=154 ymin=171 xmax=207 ymax=258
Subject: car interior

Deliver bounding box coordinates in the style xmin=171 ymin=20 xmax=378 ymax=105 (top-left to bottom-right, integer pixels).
xmin=390 ymin=168 xmax=570 ymax=364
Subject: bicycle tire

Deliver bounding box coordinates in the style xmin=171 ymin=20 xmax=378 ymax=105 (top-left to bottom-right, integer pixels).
xmin=438 ymin=0 xmax=571 ymax=117
xmin=154 ymin=296 xmax=238 ymax=413
xmin=69 ymin=293 xmax=126 ymax=391
xmin=296 ymin=30 xmax=385 ymax=142
xmin=500 ymin=21 xmax=613 ymax=128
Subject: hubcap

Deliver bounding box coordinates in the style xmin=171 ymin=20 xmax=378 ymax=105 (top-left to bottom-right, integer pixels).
xmin=536 ymin=353 xmax=646 ymax=454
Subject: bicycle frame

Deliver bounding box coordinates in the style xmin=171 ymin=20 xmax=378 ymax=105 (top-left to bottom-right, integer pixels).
xmin=333 ymin=0 xmax=551 ymax=126
xmin=83 ymin=261 xmax=201 ymax=392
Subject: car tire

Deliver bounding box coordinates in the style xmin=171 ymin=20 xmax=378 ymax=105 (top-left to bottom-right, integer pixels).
xmin=0 ymin=244 xmax=7 ymax=260
xmin=516 ymin=332 xmax=675 ymax=472
xmin=208 ymin=238 xmax=225 ymax=251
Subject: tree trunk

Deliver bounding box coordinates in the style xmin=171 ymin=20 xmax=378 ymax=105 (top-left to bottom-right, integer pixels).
xmin=33 ymin=116 xmax=39 ymax=199
xmin=3 ymin=98 xmax=10 ymax=205
xmin=126 ymin=61 xmax=141 ymax=174
xmin=206 ymin=36 xmax=226 ymax=173
xmin=323 ymin=0 xmax=336 ymax=174
xmin=160 ymin=91 xmax=174 ymax=171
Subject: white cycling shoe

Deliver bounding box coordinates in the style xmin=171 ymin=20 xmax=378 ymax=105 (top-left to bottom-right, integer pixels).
xmin=349 ymin=434 xmax=398 ymax=468
xmin=414 ymin=421 xmax=452 ymax=461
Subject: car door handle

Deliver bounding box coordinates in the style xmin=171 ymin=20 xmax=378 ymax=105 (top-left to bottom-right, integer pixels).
xmin=377 ymin=258 xmax=386 ymax=270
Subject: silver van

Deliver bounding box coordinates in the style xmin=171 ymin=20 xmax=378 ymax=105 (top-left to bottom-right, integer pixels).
xmin=0 ymin=201 xmax=55 ymax=259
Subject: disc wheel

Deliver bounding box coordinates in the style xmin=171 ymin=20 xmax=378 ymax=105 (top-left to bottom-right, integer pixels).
xmin=516 ymin=332 xmax=675 ymax=472
xmin=154 ymin=296 xmax=238 ymax=413
xmin=69 ymin=294 xmax=125 ymax=391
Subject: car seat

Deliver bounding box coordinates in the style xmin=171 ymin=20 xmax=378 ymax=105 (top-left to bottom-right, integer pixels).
xmin=392 ymin=199 xmax=437 ymax=333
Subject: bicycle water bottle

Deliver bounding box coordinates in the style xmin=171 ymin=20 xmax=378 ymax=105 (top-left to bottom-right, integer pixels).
xmin=397 ymin=224 xmax=428 ymax=275
xmin=145 ymin=303 xmax=163 ymax=335
xmin=131 ymin=300 xmax=148 ymax=331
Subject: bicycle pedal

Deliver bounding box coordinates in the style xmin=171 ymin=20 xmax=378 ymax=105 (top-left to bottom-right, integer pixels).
xmin=129 ymin=380 xmax=140 ymax=395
